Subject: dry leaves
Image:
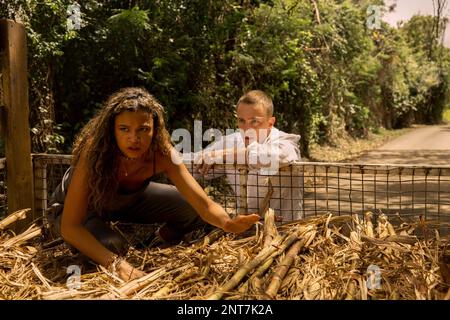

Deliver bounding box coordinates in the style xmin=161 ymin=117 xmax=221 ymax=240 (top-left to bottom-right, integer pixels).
xmin=0 ymin=211 xmax=449 ymax=300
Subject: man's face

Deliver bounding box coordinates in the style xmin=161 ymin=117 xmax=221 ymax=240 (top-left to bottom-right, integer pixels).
xmin=237 ymin=103 xmax=275 ymax=146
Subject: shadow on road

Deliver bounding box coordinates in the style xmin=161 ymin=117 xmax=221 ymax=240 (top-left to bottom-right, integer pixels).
xmin=358 ymin=150 xmax=450 ymax=165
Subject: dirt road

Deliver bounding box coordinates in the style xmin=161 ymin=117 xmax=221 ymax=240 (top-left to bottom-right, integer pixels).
xmin=357 ymin=124 xmax=450 ymax=165
xmin=306 ymin=124 xmax=450 ymax=226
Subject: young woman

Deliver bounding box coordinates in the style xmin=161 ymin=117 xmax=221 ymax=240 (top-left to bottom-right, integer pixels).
xmin=47 ymin=87 xmax=259 ymax=281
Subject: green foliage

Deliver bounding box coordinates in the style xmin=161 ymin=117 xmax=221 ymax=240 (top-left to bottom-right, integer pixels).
xmin=1 ymin=0 xmax=74 ymax=153
xmin=1 ymin=0 xmax=449 ymax=156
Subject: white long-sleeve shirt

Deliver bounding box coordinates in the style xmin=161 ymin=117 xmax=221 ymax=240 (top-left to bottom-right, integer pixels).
xmin=185 ymin=127 xmax=303 ymax=222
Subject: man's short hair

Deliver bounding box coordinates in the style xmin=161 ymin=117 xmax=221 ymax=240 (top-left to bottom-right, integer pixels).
xmin=237 ymin=90 xmax=274 ymax=117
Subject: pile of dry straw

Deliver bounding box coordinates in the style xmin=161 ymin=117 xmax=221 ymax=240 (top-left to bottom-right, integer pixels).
xmin=1 ymin=208 xmax=449 ymax=300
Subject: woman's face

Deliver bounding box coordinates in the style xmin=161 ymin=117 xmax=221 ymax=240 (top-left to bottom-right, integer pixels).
xmin=114 ymin=110 xmax=154 ymax=159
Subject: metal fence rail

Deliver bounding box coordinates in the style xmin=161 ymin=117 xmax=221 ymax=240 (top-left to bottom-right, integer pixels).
xmin=298 ymin=162 xmax=450 ymax=220
xmin=1 ymin=155 xmax=450 ymax=229
xmin=185 ymin=162 xmax=450 ymax=224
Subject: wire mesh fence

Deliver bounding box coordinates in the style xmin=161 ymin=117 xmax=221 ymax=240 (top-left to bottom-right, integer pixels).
xmin=186 ymin=162 xmax=450 ymax=227
xmin=33 ymin=154 xmax=72 ymax=220
xmin=1 ymin=155 xmax=450 ymax=233
xmin=0 ymin=158 xmax=7 ymax=219
xmin=184 ymin=162 xmax=303 ymax=223
xmin=299 ymin=163 xmax=450 ymax=221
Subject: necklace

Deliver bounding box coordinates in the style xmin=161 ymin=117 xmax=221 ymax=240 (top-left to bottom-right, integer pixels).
xmin=123 ymin=161 xmax=139 ymax=177
xmin=120 ymin=154 xmax=139 ymax=161
xmin=120 ymin=155 xmax=138 ymax=177
xmin=119 ymin=152 xmax=147 ymax=177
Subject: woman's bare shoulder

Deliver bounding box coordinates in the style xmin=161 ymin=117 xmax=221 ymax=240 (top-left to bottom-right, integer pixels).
xmin=154 ymin=147 xmax=181 ymax=172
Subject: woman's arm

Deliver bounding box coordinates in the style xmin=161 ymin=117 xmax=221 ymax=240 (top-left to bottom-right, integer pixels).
xmin=161 ymin=149 xmax=259 ymax=233
xmin=60 ymin=153 xmax=144 ymax=281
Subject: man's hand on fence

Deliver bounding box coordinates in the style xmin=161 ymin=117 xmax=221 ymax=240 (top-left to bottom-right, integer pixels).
xmin=195 ymin=150 xmax=224 ymax=176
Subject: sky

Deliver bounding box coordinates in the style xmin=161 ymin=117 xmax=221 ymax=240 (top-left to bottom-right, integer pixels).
xmin=383 ymin=0 xmax=450 ymax=48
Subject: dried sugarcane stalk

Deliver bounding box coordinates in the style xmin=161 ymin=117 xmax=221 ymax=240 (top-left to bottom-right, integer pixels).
xmin=1 ymin=224 xmax=42 ymax=248
xmin=323 ymin=213 xmax=332 ymax=238
xmin=263 ymin=208 xmax=278 ymax=249
xmin=265 ymin=229 xmax=316 ymax=299
xmin=239 ymin=168 xmax=248 ymax=214
xmin=385 ymin=215 xmax=397 ymax=236
xmin=251 ymin=256 xmax=275 ymax=280
xmin=352 ymin=213 xmax=363 ymax=235
xmin=246 ymin=225 xmax=316 ymax=299
xmin=277 ymin=224 xmax=315 ymax=256
xmin=249 ymin=205 xmax=278 ymax=298
xmin=152 ymin=266 xmax=196 ymax=299
xmin=344 ymin=280 xmax=357 ymax=300
xmin=207 ymin=245 xmax=282 ymax=300
xmin=249 ymin=275 xmax=264 ymax=297
xmin=151 ymin=281 xmax=175 ymax=299
xmin=249 ymin=256 xmax=275 ymax=295
xmin=361 ymin=234 xmax=418 ymax=245
xmin=0 ymin=211 xmax=446 ymax=300
xmin=101 ymin=267 xmax=165 ymax=299
xmin=31 ymin=262 xmax=52 ymax=290
xmin=357 ymin=276 xmax=368 ymax=300
xmin=349 ymin=231 xmax=362 ymax=270
xmin=207 ymin=233 xmax=288 ymax=300
xmin=259 ymin=180 xmax=276 ymax=248
xmin=377 ymin=214 xmax=390 ymax=238
xmin=0 ymin=208 xmax=30 ymax=230
xmin=350 ymin=230 xmax=362 ymax=245
xmin=364 ymin=211 xmax=374 ymax=237
xmin=201 ymin=253 xmax=214 ymax=276
xmin=259 ymin=179 xmax=274 ymax=217
xmin=202 ymin=229 xmax=224 ymax=246
xmin=265 ymin=240 xmax=302 ymax=299
xmin=134 ymin=264 xmax=194 ymax=299
xmin=42 ymin=289 xmax=102 ymax=300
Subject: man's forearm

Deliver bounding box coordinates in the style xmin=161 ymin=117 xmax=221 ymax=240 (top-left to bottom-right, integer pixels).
xmin=222 ymin=147 xmax=247 ymax=164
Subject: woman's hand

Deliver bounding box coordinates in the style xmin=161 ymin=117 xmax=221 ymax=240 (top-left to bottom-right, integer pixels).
xmin=116 ymin=260 xmax=146 ymax=281
xmin=222 ymin=213 xmax=260 ymax=233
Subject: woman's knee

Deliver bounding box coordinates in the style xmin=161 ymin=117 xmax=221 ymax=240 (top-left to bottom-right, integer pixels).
xmin=49 ymin=209 xmax=129 ymax=256
xmin=84 ymin=216 xmax=130 ymax=256
xmin=166 ymin=209 xmax=208 ymax=236
xmin=98 ymin=233 xmax=129 ymax=256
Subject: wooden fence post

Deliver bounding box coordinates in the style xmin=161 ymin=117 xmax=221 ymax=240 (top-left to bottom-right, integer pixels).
xmin=239 ymin=167 xmax=248 ymax=214
xmin=33 ymin=155 xmax=47 ymax=221
xmin=0 ymin=19 xmax=34 ymax=230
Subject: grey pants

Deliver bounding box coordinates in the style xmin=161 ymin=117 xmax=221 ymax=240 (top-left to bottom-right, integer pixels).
xmin=47 ymin=168 xmax=206 ymax=255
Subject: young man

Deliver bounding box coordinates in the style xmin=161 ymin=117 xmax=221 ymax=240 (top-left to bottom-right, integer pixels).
xmin=189 ymin=90 xmax=303 ymax=222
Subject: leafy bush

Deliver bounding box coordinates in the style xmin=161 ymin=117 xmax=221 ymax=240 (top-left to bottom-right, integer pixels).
xmin=0 ymin=0 xmax=448 ymax=156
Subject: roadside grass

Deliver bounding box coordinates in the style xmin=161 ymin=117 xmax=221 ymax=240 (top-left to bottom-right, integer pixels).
xmin=308 ymin=127 xmax=413 ymax=162
xmin=443 ymin=108 xmax=450 ymax=123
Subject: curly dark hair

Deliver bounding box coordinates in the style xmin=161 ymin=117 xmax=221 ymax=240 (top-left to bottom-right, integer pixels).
xmin=71 ymin=87 xmax=172 ymax=213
